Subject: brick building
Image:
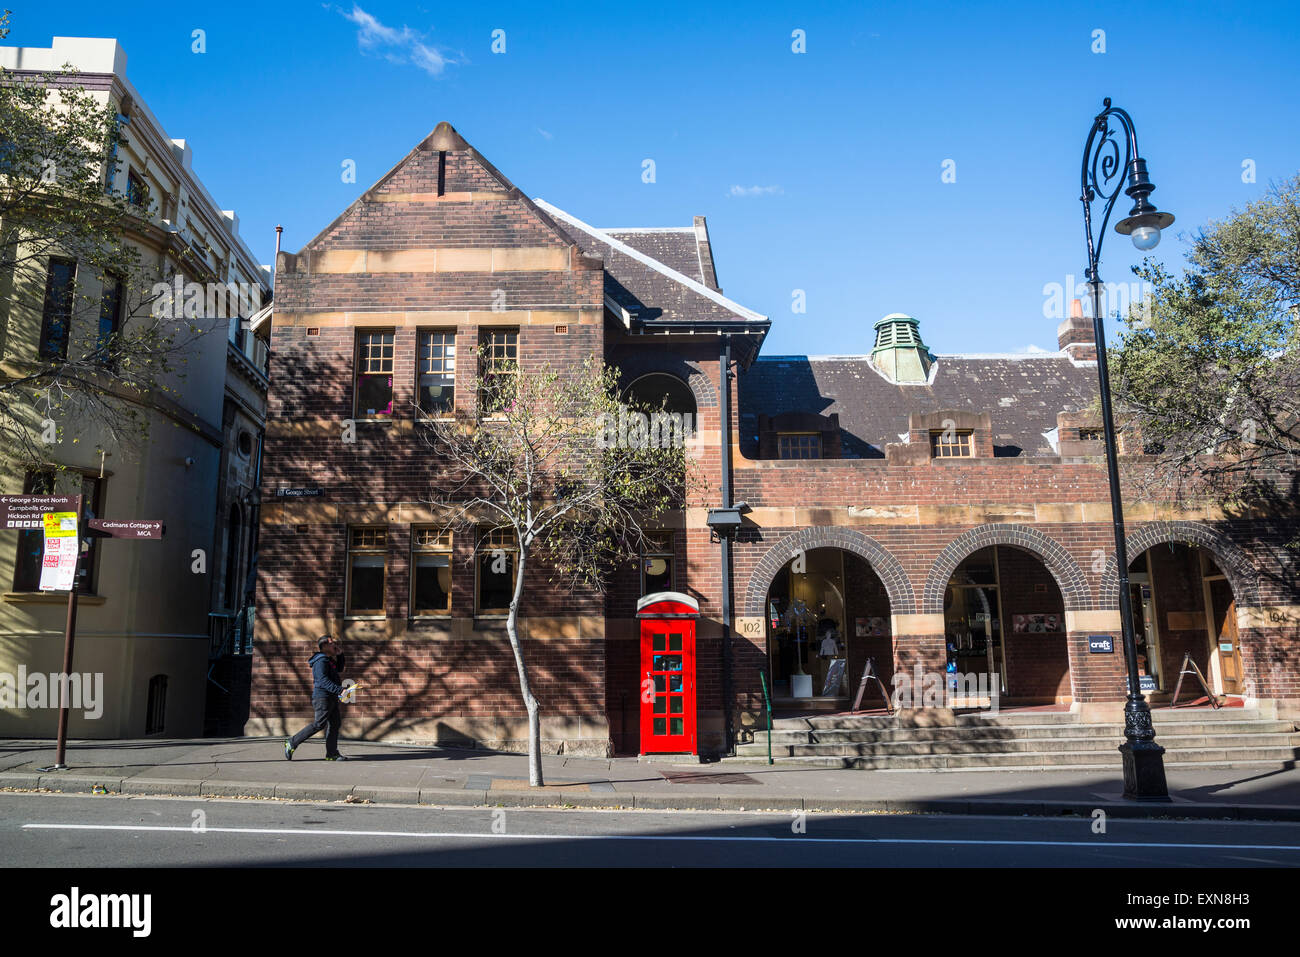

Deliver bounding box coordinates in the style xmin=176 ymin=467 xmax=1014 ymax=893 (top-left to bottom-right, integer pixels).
xmin=250 ymin=122 xmax=1300 ymax=759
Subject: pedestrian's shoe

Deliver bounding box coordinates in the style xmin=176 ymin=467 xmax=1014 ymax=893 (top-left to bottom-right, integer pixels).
xmin=284 ymin=739 xmax=295 ymax=761
xmin=325 ymin=754 xmax=349 ymax=761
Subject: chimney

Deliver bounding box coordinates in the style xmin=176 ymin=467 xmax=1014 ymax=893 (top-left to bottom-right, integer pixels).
xmin=1058 ymin=299 xmax=1097 ymax=361
xmin=871 ymin=314 xmax=934 ymax=384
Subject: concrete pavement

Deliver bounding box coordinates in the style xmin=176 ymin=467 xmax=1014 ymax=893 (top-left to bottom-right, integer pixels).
xmin=1 ymin=736 xmax=1298 ymax=820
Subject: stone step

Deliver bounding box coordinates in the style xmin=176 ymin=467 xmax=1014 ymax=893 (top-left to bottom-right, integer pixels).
xmin=722 ymin=757 xmax=1296 ymax=773
xmin=723 ymin=745 xmax=1300 ymax=771
xmin=752 ymin=720 xmax=1296 ymax=745
xmin=737 ymin=733 xmax=1300 ymax=758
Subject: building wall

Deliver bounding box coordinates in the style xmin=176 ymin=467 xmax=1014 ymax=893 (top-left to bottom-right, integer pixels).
xmin=0 ymin=36 xmax=268 ymax=738
xmin=251 ymin=134 xmax=612 ymax=753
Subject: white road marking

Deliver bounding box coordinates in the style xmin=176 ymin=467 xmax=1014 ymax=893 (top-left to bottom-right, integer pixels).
xmin=20 ymin=823 xmax=1300 ymax=852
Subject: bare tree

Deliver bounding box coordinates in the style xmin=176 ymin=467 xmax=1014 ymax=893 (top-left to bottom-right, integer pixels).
xmin=418 ymin=353 xmax=704 ymax=786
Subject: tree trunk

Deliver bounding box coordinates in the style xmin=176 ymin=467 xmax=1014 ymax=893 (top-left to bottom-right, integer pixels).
xmin=505 ymin=547 xmax=543 ymax=786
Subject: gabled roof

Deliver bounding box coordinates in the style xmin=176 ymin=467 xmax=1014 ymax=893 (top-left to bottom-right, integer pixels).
xmin=604 ymin=226 xmax=720 ymax=290
xmin=534 ymin=200 xmax=765 ymax=326
xmin=740 ymin=352 xmax=1100 ymax=459
xmin=299 ymin=122 xmax=580 ymax=254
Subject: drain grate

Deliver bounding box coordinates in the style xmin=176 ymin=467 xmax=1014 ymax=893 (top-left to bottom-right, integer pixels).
xmin=660 ymin=770 xmax=761 ymax=786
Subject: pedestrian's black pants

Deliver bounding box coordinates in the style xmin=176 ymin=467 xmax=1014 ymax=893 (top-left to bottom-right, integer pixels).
xmin=289 ymin=695 xmax=341 ymax=755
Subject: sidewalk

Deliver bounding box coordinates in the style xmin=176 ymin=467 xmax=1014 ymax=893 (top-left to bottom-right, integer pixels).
xmin=2 ymin=737 xmax=1298 ymax=821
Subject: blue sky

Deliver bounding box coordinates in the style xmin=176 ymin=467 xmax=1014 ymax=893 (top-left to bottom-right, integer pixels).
xmin=7 ymin=1 xmax=1299 ymax=355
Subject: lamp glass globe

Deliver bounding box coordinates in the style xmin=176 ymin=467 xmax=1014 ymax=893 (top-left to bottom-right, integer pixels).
xmin=1130 ymin=225 xmax=1161 ymax=250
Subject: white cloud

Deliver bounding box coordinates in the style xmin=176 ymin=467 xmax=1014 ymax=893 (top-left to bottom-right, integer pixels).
xmin=537 ymin=128 xmax=553 ymax=140
xmin=338 ymin=4 xmax=454 ymax=76
xmin=1017 ymin=344 xmax=1051 ymax=354
xmin=728 ymin=184 xmax=783 ymax=198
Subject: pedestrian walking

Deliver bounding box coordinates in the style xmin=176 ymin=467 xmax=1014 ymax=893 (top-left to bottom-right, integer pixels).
xmin=285 ymin=636 xmax=349 ymax=761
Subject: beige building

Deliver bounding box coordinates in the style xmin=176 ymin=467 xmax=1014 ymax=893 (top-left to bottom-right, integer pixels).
xmin=0 ymin=36 xmax=270 ymax=738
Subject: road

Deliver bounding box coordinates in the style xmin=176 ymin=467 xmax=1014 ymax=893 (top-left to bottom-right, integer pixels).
xmin=2 ymin=792 xmax=1299 ymax=867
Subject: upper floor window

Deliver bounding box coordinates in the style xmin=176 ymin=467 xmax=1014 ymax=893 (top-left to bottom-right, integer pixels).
xmin=411 ymin=527 xmax=453 ymax=616
xmin=476 ymin=526 xmax=517 ymax=615
xmin=355 ymin=331 xmax=394 ymax=418
xmin=641 ymin=532 xmax=675 ymax=596
xmin=346 ymin=526 xmax=387 ymax=616
xmin=126 ymin=169 xmax=148 ymax=208
xmin=97 ymin=274 xmax=124 ymax=361
xmin=778 ymin=433 xmax=821 ymax=460
xmin=417 ymin=330 xmax=456 ymax=416
xmin=39 ymin=258 xmax=76 ymax=360
xmin=931 ymin=430 xmax=974 ymax=458
xmin=1078 ymin=428 xmax=1104 ymax=441
xmin=479 ymin=329 xmax=518 ymax=414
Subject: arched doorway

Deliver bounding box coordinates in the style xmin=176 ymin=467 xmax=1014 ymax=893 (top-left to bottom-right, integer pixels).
xmin=939 ymin=546 xmax=1070 ymax=704
xmin=625 ymin=372 xmax=697 ymax=414
xmin=1125 ymin=543 xmax=1243 ymax=698
xmin=764 ymin=548 xmax=893 ymax=706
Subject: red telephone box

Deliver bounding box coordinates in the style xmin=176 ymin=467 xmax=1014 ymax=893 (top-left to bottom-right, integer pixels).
xmin=637 ymin=592 xmax=698 ymax=755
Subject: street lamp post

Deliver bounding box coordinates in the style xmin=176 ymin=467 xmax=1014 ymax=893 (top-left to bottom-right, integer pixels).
xmin=1080 ymin=98 xmax=1173 ymax=801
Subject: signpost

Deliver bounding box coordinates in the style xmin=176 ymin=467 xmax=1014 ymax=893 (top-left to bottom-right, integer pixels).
xmin=2 ymin=494 xmax=163 ymax=770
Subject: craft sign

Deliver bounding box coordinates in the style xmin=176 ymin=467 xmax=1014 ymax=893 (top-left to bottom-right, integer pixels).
xmin=1088 ymin=635 xmax=1114 ymax=654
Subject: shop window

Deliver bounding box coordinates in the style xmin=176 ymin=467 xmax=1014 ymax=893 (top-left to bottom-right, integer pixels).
xmin=354 ymin=331 xmax=395 ymax=418
xmin=346 ymin=526 xmax=387 ymax=616
xmin=39 ymin=258 xmax=77 ymax=360
xmin=417 ymin=330 xmax=456 ymax=416
xmin=476 ymin=526 xmax=517 ymax=615
xmin=412 ymin=528 xmax=452 ymax=616
xmin=12 ymin=471 xmax=55 ymax=592
xmin=479 ymin=329 xmax=518 ymax=414
xmin=11 ymin=471 xmax=102 ymax=594
xmin=778 ymin=433 xmax=821 ymax=460
xmin=77 ymin=475 xmax=103 ymax=595
xmin=931 ymin=429 xmax=974 ymax=458
xmin=641 ymin=532 xmax=675 ymax=596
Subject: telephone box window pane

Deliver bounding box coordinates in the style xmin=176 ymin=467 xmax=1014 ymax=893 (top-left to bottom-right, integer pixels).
xmin=670 ymin=718 xmax=684 ymax=735
xmin=653 ymin=697 xmax=666 ymax=714
xmin=653 ymin=719 xmax=666 ymax=736
xmin=652 ymin=634 xmax=665 ymax=651
xmin=669 ymin=698 xmax=683 ymax=714
xmin=669 ymin=675 xmax=682 ymax=693
xmin=653 ymin=675 xmax=666 ymax=693
xmin=668 ymin=635 xmax=682 ymax=651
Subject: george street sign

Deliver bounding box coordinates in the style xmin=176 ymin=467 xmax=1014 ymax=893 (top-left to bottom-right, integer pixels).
xmin=86 ymin=519 xmax=164 ymax=539
xmin=275 ymin=487 xmax=323 ymax=498
xmin=0 ymin=494 xmax=78 ymax=529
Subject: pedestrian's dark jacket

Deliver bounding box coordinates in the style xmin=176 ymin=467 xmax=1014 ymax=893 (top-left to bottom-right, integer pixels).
xmin=307 ymin=651 xmax=346 ymax=699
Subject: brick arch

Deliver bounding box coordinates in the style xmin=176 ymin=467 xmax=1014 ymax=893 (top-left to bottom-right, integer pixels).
xmin=617 ymin=360 xmax=718 ymax=411
xmin=921 ymin=524 xmax=1090 ymax=614
xmin=743 ymin=527 xmax=915 ymax=616
xmin=1102 ymin=521 xmax=1260 ymax=608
